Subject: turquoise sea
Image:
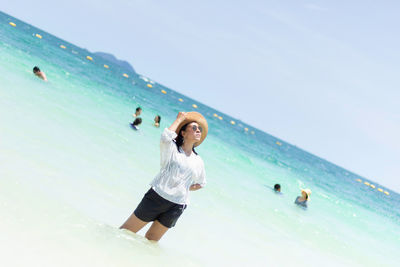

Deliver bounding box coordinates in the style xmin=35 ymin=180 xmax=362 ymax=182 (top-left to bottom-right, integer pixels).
xmin=1 ymin=11 xmax=399 ymax=266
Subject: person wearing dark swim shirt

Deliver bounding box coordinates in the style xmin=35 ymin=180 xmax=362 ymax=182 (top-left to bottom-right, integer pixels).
xmin=295 ymin=188 xmax=311 ymax=208
xmin=131 ymin=117 xmax=142 ymax=130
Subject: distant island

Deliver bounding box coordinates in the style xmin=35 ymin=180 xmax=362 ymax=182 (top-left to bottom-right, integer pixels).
xmin=94 ymin=52 xmax=136 ymax=73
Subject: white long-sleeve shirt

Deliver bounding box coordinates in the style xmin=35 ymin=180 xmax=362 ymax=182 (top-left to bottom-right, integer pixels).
xmin=150 ymin=128 xmax=206 ymax=205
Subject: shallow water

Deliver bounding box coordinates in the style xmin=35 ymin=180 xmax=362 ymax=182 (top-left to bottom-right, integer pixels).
xmin=1 ymin=11 xmax=399 ymax=266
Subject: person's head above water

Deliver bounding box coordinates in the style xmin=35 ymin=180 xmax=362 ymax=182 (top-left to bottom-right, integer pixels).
xmin=33 ymin=66 xmax=40 ymax=73
xmin=132 ymin=107 xmax=142 ymax=118
xmin=274 ymin=184 xmax=281 ymax=192
xmin=154 ymin=115 xmax=161 ymax=127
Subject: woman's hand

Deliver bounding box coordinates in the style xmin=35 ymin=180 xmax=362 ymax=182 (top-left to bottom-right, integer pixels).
xmin=189 ymin=184 xmax=203 ymax=191
xmin=169 ymin=112 xmax=187 ymax=132
xmin=176 ymin=112 xmax=187 ymax=122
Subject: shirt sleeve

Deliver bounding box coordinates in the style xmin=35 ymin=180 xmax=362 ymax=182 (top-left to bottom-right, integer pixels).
xmin=160 ymin=128 xmax=178 ymax=168
xmin=194 ymin=157 xmax=206 ymax=187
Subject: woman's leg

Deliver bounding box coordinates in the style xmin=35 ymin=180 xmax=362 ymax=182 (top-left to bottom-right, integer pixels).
xmin=120 ymin=213 xmax=148 ymax=233
xmin=145 ymin=220 xmax=169 ymax=241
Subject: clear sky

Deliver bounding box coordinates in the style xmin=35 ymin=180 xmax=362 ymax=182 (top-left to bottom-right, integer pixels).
xmin=3 ymin=0 xmax=400 ymax=192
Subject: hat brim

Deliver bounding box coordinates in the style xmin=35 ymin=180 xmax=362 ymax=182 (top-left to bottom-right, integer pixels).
xmin=301 ymin=189 xmax=312 ymax=199
xmin=175 ymin=112 xmax=208 ymax=147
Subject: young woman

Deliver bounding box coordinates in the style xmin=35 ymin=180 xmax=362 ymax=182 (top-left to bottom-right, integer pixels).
xmin=120 ymin=111 xmax=208 ymax=241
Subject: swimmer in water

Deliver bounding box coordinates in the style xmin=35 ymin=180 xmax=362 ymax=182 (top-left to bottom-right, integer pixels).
xmin=131 ymin=117 xmax=142 ymax=130
xmin=154 ymin=115 xmax=161 ymax=127
xmin=294 ymin=188 xmax=311 ymax=208
xmin=33 ymin=66 xmax=47 ymax=81
xmin=132 ymin=107 xmax=142 ymax=117
xmin=274 ymin=184 xmax=281 ymax=193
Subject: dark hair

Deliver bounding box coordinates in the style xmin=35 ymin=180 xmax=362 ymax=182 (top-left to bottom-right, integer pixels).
xmin=174 ymin=122 xmax=198 ymax=155
xmin=155 ymin=115 xmax=161 ymax=123
xmin=274 ymin=184 xmax=281 ymax=191
xmin=136 ymin=107 xmax=142 ymax=112
xmin=133 ymin=117 xmax=142 ymax=126
xmin=33 ymin=66 xmax=40 ymax=73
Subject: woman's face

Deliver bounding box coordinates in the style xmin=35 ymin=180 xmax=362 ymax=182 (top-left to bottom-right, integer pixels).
xmin=301 ymin=191 xmax=308 ymax=199
xmin=182 ymin=122 xmax=202 ymax=143
xmin=154 ymin=116 xmax=160 ymax=123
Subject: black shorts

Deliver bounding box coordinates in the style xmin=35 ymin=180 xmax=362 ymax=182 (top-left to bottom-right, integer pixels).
xmin=134 ymin=188 xmax=186 ymax=228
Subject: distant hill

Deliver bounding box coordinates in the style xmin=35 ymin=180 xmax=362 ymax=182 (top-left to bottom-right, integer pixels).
xmin=94 ymin=52 xmax=136 ymax=73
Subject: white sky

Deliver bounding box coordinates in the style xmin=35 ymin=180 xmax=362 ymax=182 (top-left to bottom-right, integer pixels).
xmin=3 ymin=0 xmax=400 ymax=192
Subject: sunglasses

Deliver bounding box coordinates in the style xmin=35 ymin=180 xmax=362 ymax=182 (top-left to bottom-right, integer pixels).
xmin=191 ymin=125 xmax=203 ymax=133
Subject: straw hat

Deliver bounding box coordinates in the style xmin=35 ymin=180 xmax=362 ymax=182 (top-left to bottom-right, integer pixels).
xmin=301 ymin=188 xmax=312 ymax=199
xmin=176 ymin=112 xmax=208 ymax=147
